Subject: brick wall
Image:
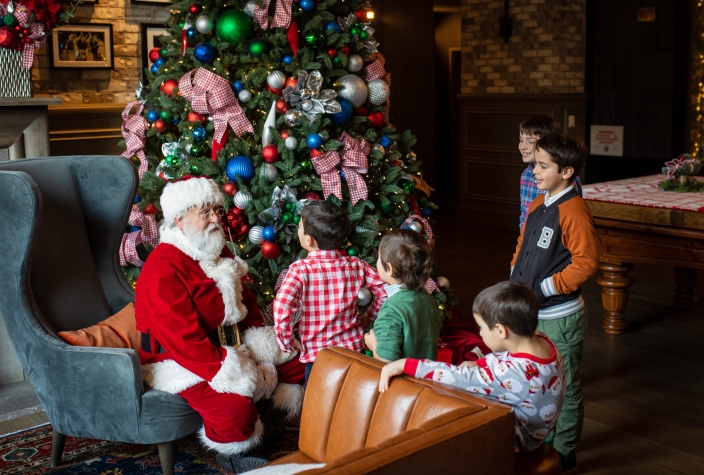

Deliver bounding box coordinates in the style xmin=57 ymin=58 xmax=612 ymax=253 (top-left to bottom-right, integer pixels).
xmin=32 ymin=3 xmax=170 ymax=104
xmin=460 ymin=0 xmax=586 ymax=94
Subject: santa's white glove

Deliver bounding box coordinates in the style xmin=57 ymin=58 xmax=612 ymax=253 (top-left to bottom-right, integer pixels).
xmin=251 ymin=362 xmax=278 ymax=402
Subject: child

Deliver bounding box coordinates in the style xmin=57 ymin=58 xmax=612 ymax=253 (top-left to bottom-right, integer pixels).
xmin=518 ymin=115 xmax=582 ymax=229
xmin=274 ymin=200 xmax=386 ymax=385
xmin=364 ymin=229 xmax=443 ymax=362
xmin=511 ymin=132 xmax=598 ymax=474
xmin=379 ymin=281 xmax=565 ymax=454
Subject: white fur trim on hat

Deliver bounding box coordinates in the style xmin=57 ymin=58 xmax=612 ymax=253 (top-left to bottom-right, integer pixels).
xmin=160 ymin=177 xmax=224 ymax=224
xmin=198 ymin=419 xmax=264 ymax=456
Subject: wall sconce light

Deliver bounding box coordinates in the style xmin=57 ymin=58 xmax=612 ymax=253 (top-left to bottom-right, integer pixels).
xmin=366 ymin=11 xmax=375 ymax=20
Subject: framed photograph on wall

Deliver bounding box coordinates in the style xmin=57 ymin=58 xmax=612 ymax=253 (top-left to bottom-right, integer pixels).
xmin=51 ymin=23 xmax=113 ymax=69
xmin=141 ymin=24 xmax=170 ymax=80
xmin=132 ymin=0 xmax=171 ymax=4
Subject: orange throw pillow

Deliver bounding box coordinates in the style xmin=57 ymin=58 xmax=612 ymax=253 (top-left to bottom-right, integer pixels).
xmin=58 ymin=303 xmax=140 ymax=349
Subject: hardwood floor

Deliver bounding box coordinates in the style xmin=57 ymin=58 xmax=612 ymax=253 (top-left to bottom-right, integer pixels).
xmin=433 ymin=215 xmax=704 ymax=474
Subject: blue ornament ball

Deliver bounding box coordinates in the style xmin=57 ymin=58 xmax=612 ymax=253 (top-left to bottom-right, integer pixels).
xmin=0 ymin=17 xmax=4 ymax=27
xmin=380 ymin=136 xmax=393 ymax=148
xmin=154 ymin=57 xmax=165 ymax=67
xmin=193 ymin=42 xmax=216 ymax=63
xmin=186 ymin=27 xmax=197 ymax=38
xmin=150 ymin=64 xmax=160 ymax=74
xmin=262 ymin=226 xmax=278 ymax=242
xmin=324 ymin=21 xmax=341 ymax=35
xmin=134 ymin=195 xmax=141 ymax=204
xmin=340 ymin=169 xmax=346 ymax=182
xmin=330 ymin=98 xmax=353 ymax=124
xmin=147 ymin=110 xmax=159 ymax=122
xmin=129 ymin=225 xmax=142 ymax=233
xmin=422 ymin=207 xmax=432 ymax=218
xmin=300 ymin=0 xmax=314 ymax=11
xmin=172 ymin=117 xmax=181 ymax=125
xmin=282 ymin=54 xmax=294 ymax=65
xmin=233 ymin=80 xmax=244 ymax=92
xmin=192 ymin=127 xmax=207 ymax=141
xmin=307 ymin=133 xmax=323 ymax=149
xmin=226 ymin=155 xmax=255 ymax=182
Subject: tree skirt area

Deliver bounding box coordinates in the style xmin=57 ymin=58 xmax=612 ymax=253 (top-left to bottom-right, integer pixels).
xmin=0 ymin=421 xmax=300 ymax=474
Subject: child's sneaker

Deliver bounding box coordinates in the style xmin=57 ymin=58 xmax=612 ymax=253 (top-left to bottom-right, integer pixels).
xmin=559 ymin=451 xmax=578 ymax=474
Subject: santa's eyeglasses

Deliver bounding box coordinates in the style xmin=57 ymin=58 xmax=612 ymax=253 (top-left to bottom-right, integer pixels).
xmin=196 ymin=206 xmax=225 ymax=221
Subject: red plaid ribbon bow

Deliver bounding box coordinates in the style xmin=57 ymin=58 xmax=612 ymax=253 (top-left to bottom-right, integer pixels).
xmin=363 ymin=53 xmax=392 ymax=125
xmin=312 ymin=132 xmax=370 ymax=204
xmin=119 ymin=205 xmax=160 ymax=267
xmin=251 ymin=0 xmax=294 ymax=30
xmin=0 ymin=3 xmax=47 ymax=69
xmin=120 ymin=102 xmax=149 ymax=180
xmin=179 ymin=68 xmax=253 ymax=145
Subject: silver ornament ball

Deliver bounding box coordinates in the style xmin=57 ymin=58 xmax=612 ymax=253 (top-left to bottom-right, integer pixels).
xmin=372 ymin=143 xmax=385 ymax=155
xmin=249 ymin=225 xmax=265 ymax=245
xmin=301 ymin=99 xmax=313 ymax=112
xmin=347 ymin=54 xmax=363 ymax=72
xmin=367 ymin=79 xmax=390 ymax=105
xmin=261 ymin=163 xmax=278 ymax=183
xmin=436 ymin=276 xmax=450 ymax=291
xmin=284 ymin=109 xmax=302 ymax=127
xmin=405 ymin=151 xmax=417 ymax=164
xmin=357 ymin=287 xmax=372 ymax=307
xmin=238 ymin=90 xmax=252 ymax=103
xmin=407 ymin=221 xmax=423 ymax=233
xmin=195 ymin=15 xmax=214 ymax=34
xmin=284 ymin=136 xmax=298 ymax=150
xmin=318 ymin=129 xmax=330 ymax=141
xmin=233 ymin=191 xmax=253 ymax=209
xmin=266 ymin=70 xmax=286 ymax=89
xmin=333 ymin=74 xmax=368 ymax=109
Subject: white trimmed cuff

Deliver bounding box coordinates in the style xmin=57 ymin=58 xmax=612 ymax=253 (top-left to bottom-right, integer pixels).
xmin=540 ymin=276 xmax=558 ymax=298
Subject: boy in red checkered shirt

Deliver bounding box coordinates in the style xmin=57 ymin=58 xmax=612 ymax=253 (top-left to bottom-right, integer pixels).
xmin=273 ymin=200 xmax=386 ymax=384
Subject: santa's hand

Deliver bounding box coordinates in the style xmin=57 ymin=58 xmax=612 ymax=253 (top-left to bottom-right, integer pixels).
xmin=251 ymin=362 xmax=278 ymax=402
xmin=379 ymin=359 xmax=406 ymax=393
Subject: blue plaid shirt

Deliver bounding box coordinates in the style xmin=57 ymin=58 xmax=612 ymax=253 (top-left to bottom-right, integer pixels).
xmin=519 ymin=164 xmax=582 ymax=228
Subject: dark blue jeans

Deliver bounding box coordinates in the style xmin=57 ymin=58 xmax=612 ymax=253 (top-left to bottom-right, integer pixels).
xmin=304 ymin=362 xmax=314 ymax=386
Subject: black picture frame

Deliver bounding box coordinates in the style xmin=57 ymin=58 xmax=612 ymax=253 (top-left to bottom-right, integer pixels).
xmin=50 ymin=23 xmax=113 ymax=69
xmin=132 ymin=0 xmax=171 ymax=4
xmin=140 ymin=24 xmax=170 ymax=81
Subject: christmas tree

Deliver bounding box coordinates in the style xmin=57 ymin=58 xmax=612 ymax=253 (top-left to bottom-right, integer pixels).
xmin=119 ymin=0 xmax=455 ymax=317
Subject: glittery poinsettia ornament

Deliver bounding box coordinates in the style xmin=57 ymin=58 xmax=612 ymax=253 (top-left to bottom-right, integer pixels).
xmin=282 ymin=70 xmax=341 ymax=124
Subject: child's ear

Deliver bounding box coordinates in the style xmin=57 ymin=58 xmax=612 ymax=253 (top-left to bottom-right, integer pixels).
xmin=495 ymin=323 xmax=509 ymax=340
xmin=386 ymin=262 xmax=395 ymax=277
xmin=561 ymin=166 xmax=575 ymax=181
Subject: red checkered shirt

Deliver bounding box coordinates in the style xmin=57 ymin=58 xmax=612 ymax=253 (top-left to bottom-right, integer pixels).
xmin=274 ymin=250 xmax=386 ymax=363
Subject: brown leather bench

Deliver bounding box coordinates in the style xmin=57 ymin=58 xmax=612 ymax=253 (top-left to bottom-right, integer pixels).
xmin=266 ymin=347 xmax=515 ymax=474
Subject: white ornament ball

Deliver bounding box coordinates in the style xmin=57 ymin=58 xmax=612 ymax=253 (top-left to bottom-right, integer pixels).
xmin=266 ymin=70 xmax=286 ymax=89
xmin=436 ymin=276 xmax=450 ymax=291
xmin=238 ymin=90 xmax=252 ymax=103
xmin=260 ymin=163 xmax=278 ymax=183
xmin=347 ymin=54 xmax=363 ymax=72
xmin=407 ymin=221 xmax=422 ymax=233
xmin=367 ymin=79 xmax=390 ymax=105
xmin=195 ymin=15 xmax=214 ymax=34
xmin=357 ymin=287 xmax=372 ymax=307
xmin=249 ymin=225 xmax=265 ymax=245
xmin=233 ymin=191 xmax=252 ymax=209
xmin=333 ymin=74 xmax=368 ymax=108
xmin=284 ymin=136 xmax=298 ymax=150
xmin=301 ymin=99 xmax=313 ymax=111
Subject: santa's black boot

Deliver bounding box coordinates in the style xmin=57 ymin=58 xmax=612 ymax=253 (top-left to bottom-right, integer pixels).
xmin=216 ymin=453 xmax=269 ymax=474
xmin=257 ymin=398 xmax=289 ymax=446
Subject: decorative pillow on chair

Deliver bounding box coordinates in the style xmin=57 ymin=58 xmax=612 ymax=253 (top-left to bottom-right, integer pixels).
xmin=58 ymin=303 xmax=140 ymax=349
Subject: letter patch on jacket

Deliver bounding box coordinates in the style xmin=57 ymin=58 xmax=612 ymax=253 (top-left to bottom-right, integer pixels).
xmin=537 ymin=226 xmax=553 ymax=249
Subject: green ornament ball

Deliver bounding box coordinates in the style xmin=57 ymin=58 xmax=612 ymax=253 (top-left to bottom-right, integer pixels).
xmin=191 ymin=144 xmax=209 ymax=158
xmin=160 ymin=48 xmax=168 ymax=56
xmin=304 ymin=29 xmax=325 ymax=49
xmin=347 ymin=246 xmax=359 ymax=257
xmin=300 ymin=160 xmax=313 ymax=172
xmin=165 ymin=155 xmax=179 ymax=166
xmin=360 ymin=30 xmax=369 ymax=40
xmin=293 ymin=215 xmax=300 ymax=224
xmin=281 ymin=211 xmax=294 ymax=224
xmin=284 ymin=201 xmax=296 ymax=212
xmin=401 ymin=179 xmax=416 ymax=192
xmin=333 ymin=57 xmax=342 ymax=67
xmin=190 ymin=164 xmax=200 ymax=174
xmin=349 ymin=26 xmax=361 ymax=36
xmin=249 ymin=38 xmax=270 ymax=57
xmin=159 ymin=110 xmax=171 ymax=121
xmin=216 ymin=10 xmax=254 ymax=45
xmin=380 ymin=201 xmax=393 ymax=214
xmin=3 ymin=14 xmax=19 ymax=27
xmin=178 ymin=20 xmax=185 ymax=29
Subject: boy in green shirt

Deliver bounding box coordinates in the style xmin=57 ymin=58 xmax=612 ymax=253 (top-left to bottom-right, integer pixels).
xmin=364 ymin=229 xmax=442 ymax=361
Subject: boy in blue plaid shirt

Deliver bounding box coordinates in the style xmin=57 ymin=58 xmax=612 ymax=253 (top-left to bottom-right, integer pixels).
xmin=518 ymin=116 xmax=582 ymax=229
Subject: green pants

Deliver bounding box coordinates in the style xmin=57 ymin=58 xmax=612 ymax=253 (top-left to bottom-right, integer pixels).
xmin=537 ymin=307 xmax=588 ymax=458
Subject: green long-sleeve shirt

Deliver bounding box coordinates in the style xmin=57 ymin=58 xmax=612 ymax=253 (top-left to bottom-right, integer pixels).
xmin=372 ymin=288 xmax=443 ymax=361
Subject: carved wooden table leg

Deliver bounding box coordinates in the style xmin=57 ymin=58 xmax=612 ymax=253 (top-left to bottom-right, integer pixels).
xmin=673 ymin=267 xmax=699 ymax=308
xmin=596 ymin=262 xmax=634 ymax=334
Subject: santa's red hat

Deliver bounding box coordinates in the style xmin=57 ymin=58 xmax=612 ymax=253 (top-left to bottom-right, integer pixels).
xmin=160 ymin=176 xmax=224 ymax=224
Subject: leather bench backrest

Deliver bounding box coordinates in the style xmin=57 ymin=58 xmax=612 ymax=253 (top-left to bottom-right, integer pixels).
xmin=300 ymin=349 xmax=494 ymax=463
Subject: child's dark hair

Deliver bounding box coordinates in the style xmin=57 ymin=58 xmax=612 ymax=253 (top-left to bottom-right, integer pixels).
xmin=378 ymin=229 xmax=434 ymax=292
xmin=300 ymin=200 xmax=350 ymax=250
xmin=519 ymin=115 xmax=562 ymax=138
xmin=535 ymin=132 xmax=587 ymax=181
xmin=472 ymin=281 xmax=538 ymax=337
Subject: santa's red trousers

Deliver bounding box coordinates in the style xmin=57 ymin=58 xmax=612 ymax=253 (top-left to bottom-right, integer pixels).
xmin=179 ymin=382 xmax=258 ymax=443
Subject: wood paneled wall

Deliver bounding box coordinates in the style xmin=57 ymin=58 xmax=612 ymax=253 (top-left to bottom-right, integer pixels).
xmin=457 ymin=94 xmax=587 ymax=228
xmin=48 ymin=104 xmax=126 ymax=157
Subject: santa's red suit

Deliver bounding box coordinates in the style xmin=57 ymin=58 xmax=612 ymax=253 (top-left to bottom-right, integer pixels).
xmin=136 ymin=223 xmax=304 ymax=455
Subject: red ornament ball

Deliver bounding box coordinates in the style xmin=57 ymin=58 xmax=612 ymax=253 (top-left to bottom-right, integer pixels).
xmin=223 ymin=181 xmax=238 ymax=196
xmin=261 ymin=241 xmax=281 ymax=259
xmin=280 ymin=129 xmax=290 ymax=139
xmin=144 ymin=203 xmax=158 ymax=214
xmin=339 ymin=248 xmax=348 ymax=256
xmin=160 ymin=79 xmax=178 ymax=98
xmin=154 ymin=119 xmax=167 ymax=132
xmin=356 ymin=106 xmax=368 ymax=116
xmin=275 ymin=99 xmax=290 ymax=114
xmin=14 ymin=25 xmax=22 ymax=32
xmin=355 ymin=10 xmax=367 ymax=21
xmin=340 ymin=45 xmax=350 ymax=55
xmin=262 ymin=144 xmax=280 ymax=163
xmin=284 ymin=77 xmax=298 ymax=89
xmin=303 ymin=191 xmax=320 ymax=200
xmin=266 ymin=84 xmax=283 ymax=96
xmin=232 ymin=223 xmax=250 ymax=241
xmin=187 ymin=111 xmax=207 ymax=123
xmin=189 ymin=4 xmax=202 ymax=15
xmin=367 ymin=112 xmax=384 ymax=129
xmin=326 ymin=48 xmax=337 ymax=57
xmin=148 ymin=47 xmax=161 ymax=63
xmin=0 ymin=26 xmax=20 ymax=50
xmin=310 ymin=149 xmax=323 ymax=158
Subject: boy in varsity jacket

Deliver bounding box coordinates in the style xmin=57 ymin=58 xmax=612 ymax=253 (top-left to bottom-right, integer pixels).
xmin=510 ymin=132 xmax=598 ymax=475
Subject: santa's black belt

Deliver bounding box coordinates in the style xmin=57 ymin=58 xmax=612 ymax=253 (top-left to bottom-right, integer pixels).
xmin=141 ymin=333 xmax=165 ymax=354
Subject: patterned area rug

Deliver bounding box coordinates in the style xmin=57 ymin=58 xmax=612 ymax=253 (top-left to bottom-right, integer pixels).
xmin=0 ymin=420 xmax=300 ymax=475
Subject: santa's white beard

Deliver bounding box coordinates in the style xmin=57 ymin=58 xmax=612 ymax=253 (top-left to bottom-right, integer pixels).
xmin=182 ymin=221 xmax=226 ymax=258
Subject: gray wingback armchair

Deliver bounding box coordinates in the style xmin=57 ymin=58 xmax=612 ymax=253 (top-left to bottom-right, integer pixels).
xmin=0 ymin=156 xmax=201 ymax=475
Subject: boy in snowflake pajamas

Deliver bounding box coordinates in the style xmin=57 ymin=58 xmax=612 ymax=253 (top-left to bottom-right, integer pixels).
xmin=379 ymin=281 xmax=566 ymax=453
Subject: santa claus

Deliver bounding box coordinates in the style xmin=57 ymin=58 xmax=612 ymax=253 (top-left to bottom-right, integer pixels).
xmin=135 ymin=176 xmax=304 ymax=472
